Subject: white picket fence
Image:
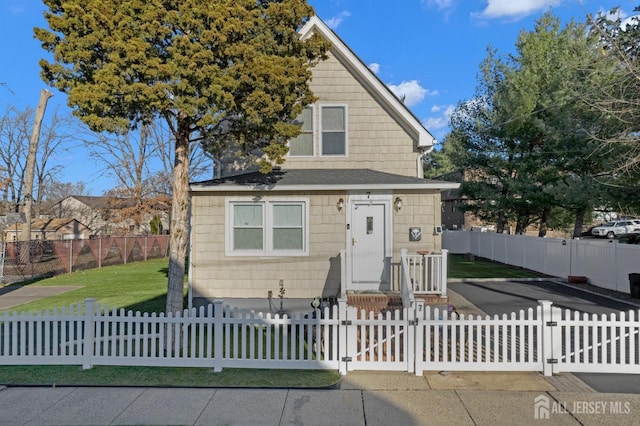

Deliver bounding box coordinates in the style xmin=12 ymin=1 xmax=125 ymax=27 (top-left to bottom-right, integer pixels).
xmin=2 ymin=298 xmax=640 ymax=376
xmin=442 ymin=230 xmax=640 ymax=294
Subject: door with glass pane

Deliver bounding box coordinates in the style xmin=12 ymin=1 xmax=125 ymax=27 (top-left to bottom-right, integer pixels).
xmin=351 ymin=202 xmax=387 ymax=286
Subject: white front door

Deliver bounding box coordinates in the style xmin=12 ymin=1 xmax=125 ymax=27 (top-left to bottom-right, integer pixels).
xmin=350 ymin=201 xmax=389 ymax=288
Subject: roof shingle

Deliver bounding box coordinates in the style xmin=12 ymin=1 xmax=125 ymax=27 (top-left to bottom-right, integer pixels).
xmin=191 ymin=168 xmax=459 ymax=192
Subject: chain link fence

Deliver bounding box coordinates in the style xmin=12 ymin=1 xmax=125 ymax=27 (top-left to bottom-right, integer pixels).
xmin=0 ymin=235 xmax=170 ymax=284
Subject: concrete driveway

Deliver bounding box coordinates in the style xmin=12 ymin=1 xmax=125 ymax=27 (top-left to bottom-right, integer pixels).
xmin=0 ymin=284 xmax=79 ymax=310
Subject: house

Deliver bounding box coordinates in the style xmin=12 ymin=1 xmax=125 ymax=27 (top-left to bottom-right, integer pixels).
xmin=436 ymin=170 xmax=488 ymax=231
xmin=188 ymin=16 xmax=459 ymax=313
xmin=49 ymin=195 xmax=170 ymax=236
xmin=2 ymin=218 xmax=91 ymax=241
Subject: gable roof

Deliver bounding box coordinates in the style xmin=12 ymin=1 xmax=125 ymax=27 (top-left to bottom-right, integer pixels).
xmin=3 ymin=218 xmax=89 ymax=233
xmin=299 ymin=16 xmax=436 ymax=149
xmin=191 ymin=168 xmax=459 ymax=192
xmin=56 ymin=195 xmax=138 ymax=209
xmin=65 ymin=195 xmax=111 ymax=209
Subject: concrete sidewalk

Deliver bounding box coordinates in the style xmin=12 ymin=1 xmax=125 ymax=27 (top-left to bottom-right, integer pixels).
xmin=1 ymin=371 xmax=640 ymax=425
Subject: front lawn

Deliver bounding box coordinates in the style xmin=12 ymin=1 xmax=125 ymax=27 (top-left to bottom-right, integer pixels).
xmin=0 ymin=365 xmax=340 ymax=388
xmin=1 ymin=257 xmax=179 ymax=314
xmin=0 ymin=253 xmax=542 ymax=388
xmin=448 ymin=254 xmax=544 ymax=279
xmin=0 ymin=258 xmax=338 ymax=388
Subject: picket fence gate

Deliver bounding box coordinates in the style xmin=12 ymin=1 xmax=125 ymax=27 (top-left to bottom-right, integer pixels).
xmin=1 ymin=298 xmax=640 ymax=376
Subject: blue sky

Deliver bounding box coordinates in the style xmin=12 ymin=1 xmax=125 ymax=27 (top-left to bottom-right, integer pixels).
xmin=0 ymin=0 xmax=632 ymax=195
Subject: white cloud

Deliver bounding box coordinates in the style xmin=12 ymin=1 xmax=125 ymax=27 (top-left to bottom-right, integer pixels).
xmin=475 ymin=0 xmax=560 ymax=20
xmin=368 ymin=63 xmax=380 ymax=74
xmin=606 ymin=8 xmax=628 ymax=21
xmin=423 ymin=0 xmax=454 ymax=10
xmin=423 ymin=104 xmax=455 ymax=131
xmin=325 ymin=11 xmax=351 ymax=30
xmin=620 ymin=14 xmax=639 ymax=31
xmin=7 ymin=0 xmax=26 ymax=14
xmin=387 ymin=80 xmax=437 ymax=107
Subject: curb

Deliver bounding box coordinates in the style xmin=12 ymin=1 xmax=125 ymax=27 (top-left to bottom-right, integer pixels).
xmin=550 ymin=278 xmax=640 ymax=309
xmin=448 ymin=277 xmax=552 ymax=283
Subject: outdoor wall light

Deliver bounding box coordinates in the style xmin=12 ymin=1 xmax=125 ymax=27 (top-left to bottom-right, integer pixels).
xmin=394 ymin=197 xmax=403 ymax=211
xmin=337 ymin=198 xmax=344 ymax=211
xmin=311 ymin=297 xmax=321 ymax=309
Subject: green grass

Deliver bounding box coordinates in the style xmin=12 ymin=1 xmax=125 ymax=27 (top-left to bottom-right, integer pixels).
xmin=0 ymin=365 xmax=340 ymax=388
xmin=448 ymin=254 xmax=545 ymax=279
xmin=0 ymin=254 xmax=541 ymax=388
xmin=0 ymin=258 xmax=339 ymax=388
xmin=1 ymin=258 xmax=179 ymax=314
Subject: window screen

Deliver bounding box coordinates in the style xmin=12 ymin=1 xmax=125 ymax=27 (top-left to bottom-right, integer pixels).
xmin=273 ymin=204 xmax=303 ymax=250
xmin=233 ymin=204 xmax=263 ymax=250
xmin=289 ymin=107 xmax=314 ymax=156
xmin=321 ymin=106 xmax=346 ymax=155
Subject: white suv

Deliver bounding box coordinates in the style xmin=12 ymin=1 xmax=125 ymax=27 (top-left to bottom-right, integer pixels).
xmin=591 ymin=220 xmax=638 ymax=238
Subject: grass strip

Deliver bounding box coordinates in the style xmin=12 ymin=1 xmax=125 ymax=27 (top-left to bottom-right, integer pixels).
xmin=0 ymin=365 xmax=340 ymax=388
xmin=448 ymin=254 xmax=544 ymax=279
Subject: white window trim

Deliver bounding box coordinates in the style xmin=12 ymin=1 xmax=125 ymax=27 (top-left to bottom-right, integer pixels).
xmin=320 ymin=104 xmax=348 ymax=157
xmin=225 ymin=197 xmax=310 ymax=257
xmin=288 ymin=105 xmax=315 ymax=158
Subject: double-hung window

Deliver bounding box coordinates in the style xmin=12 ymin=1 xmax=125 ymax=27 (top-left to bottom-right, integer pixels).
xmin=288 ymin=105 xmax=347 ymax=157
xmin=228 ymin=199 xmax=308 ymax=256
xmin=232 ymin=204 xmax=264 ymax=250
xmin=321 ymin=105 xmax=346 ymax=156
xmin=289 ymin=106 xmax=314 ymax=156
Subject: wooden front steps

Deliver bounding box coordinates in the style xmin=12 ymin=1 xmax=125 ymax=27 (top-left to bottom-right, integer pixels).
xmin=346 ymin=291 xmax=449 ymax=316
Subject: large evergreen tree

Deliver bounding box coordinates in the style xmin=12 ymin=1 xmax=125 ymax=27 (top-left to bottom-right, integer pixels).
xmin=585 ymin=6 xmax=640 ymax=214
xmin=444 ymin=12 xmax=619 ymax=235
xmin=35 ymin=0 xmax=328 ymax=313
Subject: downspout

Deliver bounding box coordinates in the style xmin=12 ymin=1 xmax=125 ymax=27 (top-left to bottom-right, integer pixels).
xmin=187 ymin=201 xmax=194 ymax=310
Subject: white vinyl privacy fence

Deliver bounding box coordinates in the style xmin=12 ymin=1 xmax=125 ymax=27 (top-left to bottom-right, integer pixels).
xmin=2 ymin=298 xmax=639 ymax=376
xmin=443 ymin=230 xmax=640 ymax=295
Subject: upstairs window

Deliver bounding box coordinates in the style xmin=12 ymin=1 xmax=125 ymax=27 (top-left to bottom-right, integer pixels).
xmin=288 ymin=105 xmax=348 ymax=157
xmin=289 ymin=106 xmax=314 ymax=156
xmin=321 ymin=106 xmax=346 ymax=156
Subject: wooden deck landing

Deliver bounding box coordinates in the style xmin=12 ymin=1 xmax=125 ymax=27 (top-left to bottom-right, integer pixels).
xmin=347 ymin=291 xmax=448 ymax=315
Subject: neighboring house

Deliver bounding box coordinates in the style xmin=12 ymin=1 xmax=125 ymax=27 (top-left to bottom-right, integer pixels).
xmin=3 ymin=218 xmax=91 ymax=241
xmin=436 ymin=170 xmax=486 ymax=231
xmin=49 ymin=195 xmax=170 ymax=236
xmin=188 ymin=16 xmax=459 ymax=312
xmin=437 ymin=170 xmax=467 ymax=231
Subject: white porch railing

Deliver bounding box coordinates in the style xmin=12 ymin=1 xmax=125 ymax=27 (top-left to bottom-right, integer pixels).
xmin=400 ymin=249 xmax=448 ymax=298
xmin=400 ymin=250 xmax=415 ymax=309
xmin=339 ymin=249 xmax=448 ymax=300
